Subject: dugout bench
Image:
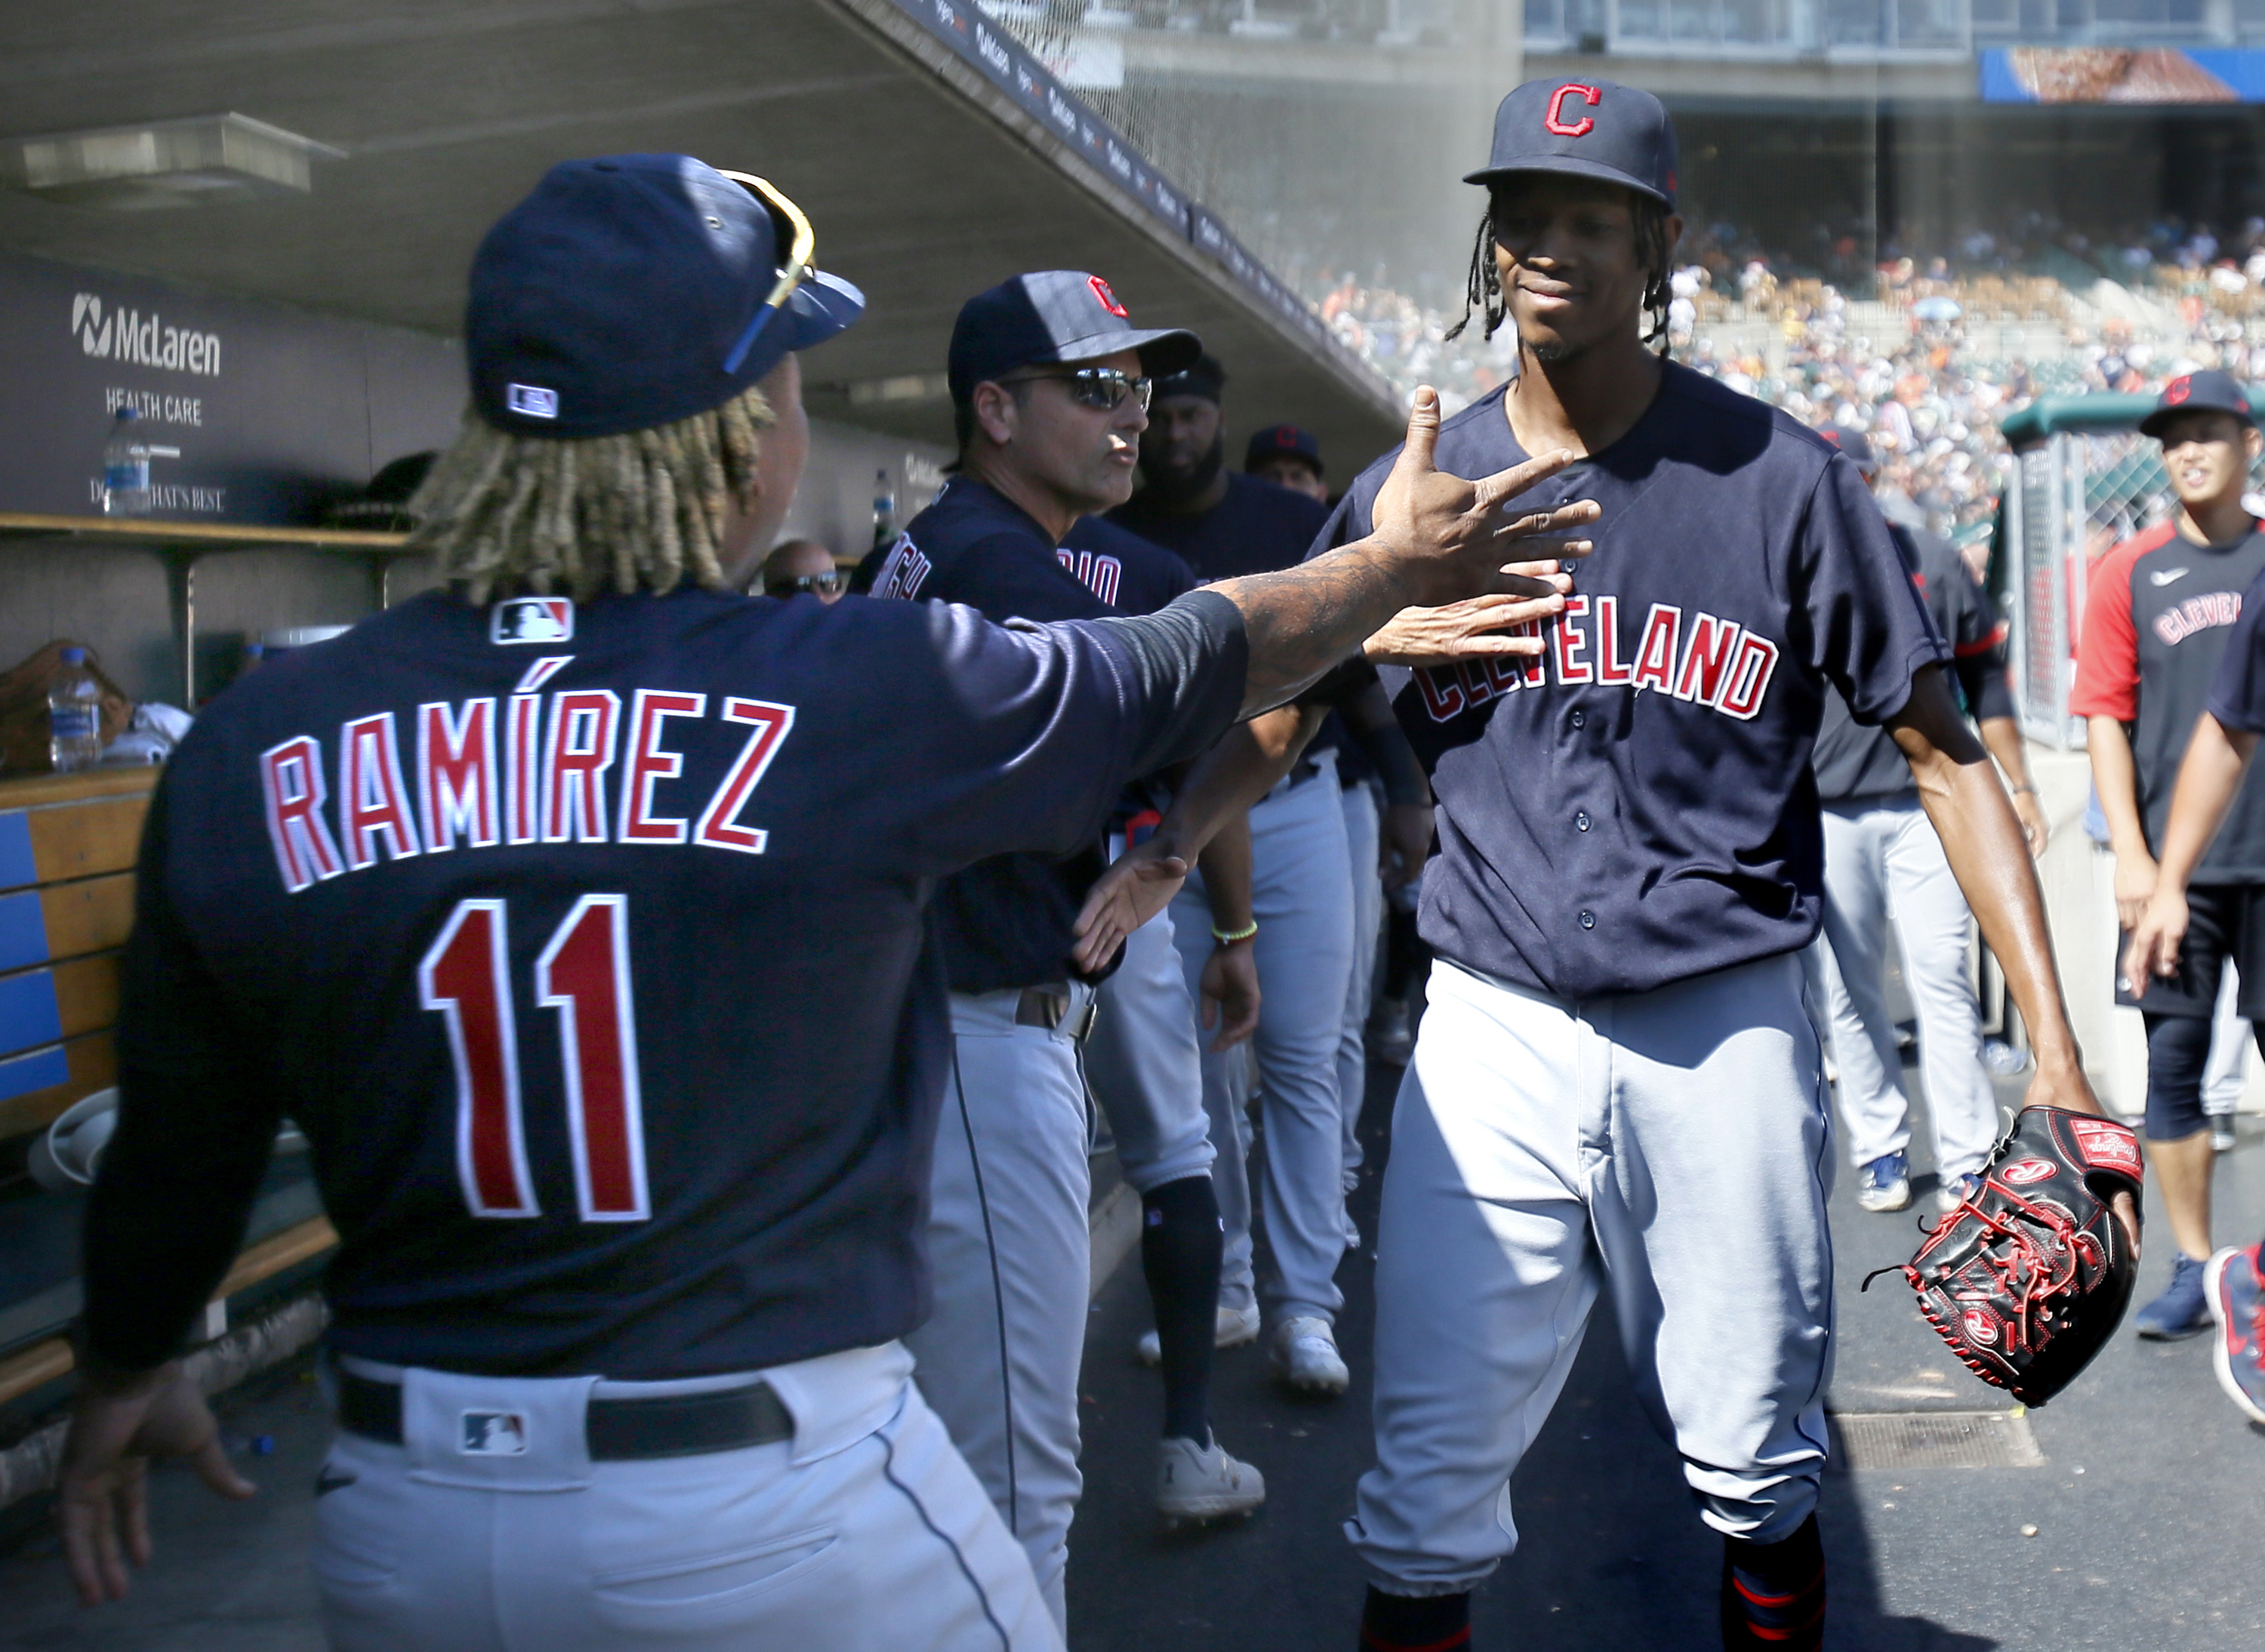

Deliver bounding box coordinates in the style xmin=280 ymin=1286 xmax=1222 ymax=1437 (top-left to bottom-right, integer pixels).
xmin=0 ymin=766 xmax=334 ymax=1441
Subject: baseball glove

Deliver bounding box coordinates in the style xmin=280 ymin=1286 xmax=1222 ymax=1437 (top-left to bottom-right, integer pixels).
xmin=1866 ymin=1105 xmax=2144 ymax=1407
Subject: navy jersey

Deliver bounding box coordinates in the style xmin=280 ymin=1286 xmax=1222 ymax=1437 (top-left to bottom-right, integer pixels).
xmin=1315 ymin=366 xmax=1949 ymax=999
xmin=862 ymin=478 xmax=1197 ymax=993
xmin=88 ymin=584 xmax=1246 ymax=1378
xmin=1813 ymin=527 xmax=2015 ymax=801
xmin=1111 ymin=468 xmax=1331 ymax=584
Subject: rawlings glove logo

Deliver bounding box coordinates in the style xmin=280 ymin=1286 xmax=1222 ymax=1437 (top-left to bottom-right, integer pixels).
xmin=2001 ymin=1158 xmax=2058 ymax=1186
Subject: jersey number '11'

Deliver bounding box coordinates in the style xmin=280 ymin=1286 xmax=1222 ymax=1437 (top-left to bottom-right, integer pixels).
xmin=419 ymin=894 xmax=650 ymax=1222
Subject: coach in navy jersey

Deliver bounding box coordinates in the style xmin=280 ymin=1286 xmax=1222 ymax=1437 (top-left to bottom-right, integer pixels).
xmin=861 ymin=271 xmax=1263 ymax=1619
xmin=1309 ymin=84 xmax=2127 ymax=1652
xmin=54 ymin=156 xmax=1591 ymax=1650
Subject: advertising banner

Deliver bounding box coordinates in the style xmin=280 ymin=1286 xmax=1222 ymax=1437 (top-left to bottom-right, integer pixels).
xmin=0 ymin=250 xmax=461 ymax=524
xmin=1982 ymin=47 xmax=2265 ymax=103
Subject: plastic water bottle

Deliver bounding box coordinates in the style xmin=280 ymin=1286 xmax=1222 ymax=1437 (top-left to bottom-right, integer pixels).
xmin=102 ymin=408 xmax=151 ymax=516
xmin=870 ymin=468 xmax=895 ymax=552
xmin=48 ymin=648 xmax=103 ymax=772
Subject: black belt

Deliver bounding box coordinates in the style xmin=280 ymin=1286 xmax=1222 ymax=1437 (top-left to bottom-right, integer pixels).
xmin=1015 ymin=984 xmax=1097 ymax=1040
xmin=336 ymin=1370 xmax=793 ymax=1461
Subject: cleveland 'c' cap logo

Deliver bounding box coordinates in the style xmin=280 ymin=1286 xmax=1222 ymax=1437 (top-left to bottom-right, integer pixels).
xmin=1545 ymin=83 xmax=1602 ymax=137
xmin=1088 ymin=275 xmax=1128 ymax=318
xmin=2166 ymin=376 xmax=2192 ymax=405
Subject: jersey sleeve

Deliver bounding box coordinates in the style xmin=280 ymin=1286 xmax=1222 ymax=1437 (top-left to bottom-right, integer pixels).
xmin=82 ymin=768 xmax=287 ymax=1370
xmin=2069 ymin=536 xmax=2148 ymax=722
xmin=1798 ymin=454 xmax=1952 ymax=724
xmin=2208 ymin=564 xmax=2265 ymax=733
xmin=1922 ymin=536 xmax=2016 ymax=723
xmin=896 ymin=590 xmax=1247 ymax=874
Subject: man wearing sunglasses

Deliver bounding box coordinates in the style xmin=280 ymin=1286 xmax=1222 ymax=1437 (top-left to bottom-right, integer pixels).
xmin=760 ymin=537 xmax=849 ymax=602
xmin=57 ymin=158 xmax=1588 ymax=1652
xmin=862 ymin=271 xmax=1269 ymax=1626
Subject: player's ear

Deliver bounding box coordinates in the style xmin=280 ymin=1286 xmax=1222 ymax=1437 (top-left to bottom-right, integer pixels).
xmin=1663 ymin=211 xmax=1684 ymax=263
xmin=971 ymin=380 xmax=1020 ymax=449
xmin=2246 ymin=423 xmax=2262 ymax=464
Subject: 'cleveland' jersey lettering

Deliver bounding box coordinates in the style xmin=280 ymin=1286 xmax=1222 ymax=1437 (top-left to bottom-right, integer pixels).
xmin=1412 ymin=602 xmax=1780 ymax=724
xmin=255 ymin=688 xmax=797 ymax=892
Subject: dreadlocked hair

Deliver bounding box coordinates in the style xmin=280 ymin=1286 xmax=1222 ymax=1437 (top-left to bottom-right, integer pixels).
xmin=1445 ymin=194 xmax=1675 ymax=353
xmin=404 ymin=385 xmax=775 ymax=605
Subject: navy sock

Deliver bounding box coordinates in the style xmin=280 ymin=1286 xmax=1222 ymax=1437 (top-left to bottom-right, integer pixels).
xmin=1140 ymin=1174 xmax=1223 ymax=1442
xmin=1721 ymin=1515 xmax=1826 ymax=1650
xmin=1358 ymin=1587 xmax=1470 ymax=1651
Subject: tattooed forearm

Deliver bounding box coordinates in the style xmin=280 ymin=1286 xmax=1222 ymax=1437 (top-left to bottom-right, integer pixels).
xmin=1211 ymin=542 xmax=1405 ymax=718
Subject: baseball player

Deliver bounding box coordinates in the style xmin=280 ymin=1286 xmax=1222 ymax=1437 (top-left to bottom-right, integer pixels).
xmin=52 ymin=155 xmax=1574 ymax=1650
xmin=1113 ymin=359 xmax=1434 ymax=1392
xmin=859 ymin=272 xmax=1263 ymax=1604
xmin=2078 ymin=369 xmax=2265 ymax=1340
xmin=1310 ymin=82 xmax=2128 ymax=1652
xmin=1808 ymin=424 xmax=2045 ymax=1218
xmin=2125 ymin=556 xmax=2265 ymax=1427
xmin=1247 ymin=422 xmax=1331 ymax=504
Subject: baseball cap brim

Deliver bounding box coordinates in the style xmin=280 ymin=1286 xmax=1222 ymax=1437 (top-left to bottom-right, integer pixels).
xmin=2140 ymin=402 xmax=2254 ymax=437
xmin=740 ymin=268 xmax=865 ymax=381
xmin=1462 ymin=153 xmax=1671 ymax=205
xmin=1048 ymin=325 xmax=1202 ymax=380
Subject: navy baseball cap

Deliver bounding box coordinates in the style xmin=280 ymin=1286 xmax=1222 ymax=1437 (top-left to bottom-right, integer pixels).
xmin=1246 ymin=423 xmax=1322 ymax=474
xmin=1819 ymin=424 xmax=1878 ymax=473
xmin=948 ymin=271 xmax=1200 ymax=404
xmin=1465 ymin=79 xmax=1677 ymax=208
xmin=468 ymin=154 xmax=864 ymax=438
xmin=2141 ymin=369 xmax=2256 ymax=438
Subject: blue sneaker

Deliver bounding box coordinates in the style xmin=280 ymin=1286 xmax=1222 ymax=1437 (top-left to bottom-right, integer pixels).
xmin=1857 ymin=1151 xmax=1911 ymax=1213
xmin=2204 ymin=1244 xmax=2265 ymax=1424
xmin=2134 ymin=1253 xmax=2214 ymax=1341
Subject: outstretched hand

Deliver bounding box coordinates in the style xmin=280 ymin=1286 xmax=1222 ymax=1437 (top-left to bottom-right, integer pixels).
xmin=1072 ymin=838 xmax=1190 ymax=976
xmin=60 ymin=1360 xmax=256 ymax=1605
xmin=1368 ymin=387 xmax=1599 ymax=611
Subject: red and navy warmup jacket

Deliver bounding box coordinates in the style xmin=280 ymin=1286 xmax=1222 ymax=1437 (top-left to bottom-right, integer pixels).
xmin=2073 ymin=519 xmax=2265 ymax=881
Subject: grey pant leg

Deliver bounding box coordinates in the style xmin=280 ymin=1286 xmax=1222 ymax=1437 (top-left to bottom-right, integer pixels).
xmin=1880 ymin=803 xmax=1999 ymax=1180
xmin=2204 ymin=964 xmax=2249 ymax=1115
xmin=1818 ymin=802 xmax=1912 ymax=1168
xmin=1338 ymin=781 xmax=1383 ymax=1195
xmin=1169 ymin=880 xmax=1257 ymax=1315
xmin=904 ymin=990 xmax=1092 ymax=1634
xmin=1086 ymin=908 xmax=1216 ymax=1194
xmin=1246 ymin=767 xmax=1356 ymax=1324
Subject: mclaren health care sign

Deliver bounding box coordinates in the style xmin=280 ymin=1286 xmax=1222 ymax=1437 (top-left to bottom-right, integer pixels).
xmin=0 ymin=251 xmax=463 ymax=524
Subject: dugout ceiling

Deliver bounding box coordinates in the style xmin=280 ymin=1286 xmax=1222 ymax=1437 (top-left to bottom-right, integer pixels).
xmin=0 ymin=0 xmax=1404 ymax=467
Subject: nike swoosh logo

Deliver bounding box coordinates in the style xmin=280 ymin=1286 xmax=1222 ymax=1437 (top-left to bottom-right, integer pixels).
xmin=2151 ymin=568 xmax=2191 ymax=586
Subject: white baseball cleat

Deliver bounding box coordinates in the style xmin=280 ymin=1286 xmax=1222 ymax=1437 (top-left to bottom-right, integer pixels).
xmin=1270 ymin=1315 xmax=1349 ymax=1395
xmin=1135 ymin=1302 xmax=1262 ymax=1367
xmin=1157 ymin=1432 xmax=1266 ymax=1524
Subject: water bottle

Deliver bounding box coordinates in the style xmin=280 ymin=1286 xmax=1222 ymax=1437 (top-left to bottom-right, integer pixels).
xmin=870 ymin=468 xmax=895 ymax=552
xmin=48 ymin=648 xmax=103 ymax=772
xmin=101 ymin=408 xmax=151 ymax=516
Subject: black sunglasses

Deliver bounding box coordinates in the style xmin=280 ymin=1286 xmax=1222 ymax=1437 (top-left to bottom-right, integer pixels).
xmin=766 ymin=571 xmax=848 ymax=597
xmin=1000 ymin=366 xmax=1153 ymax=413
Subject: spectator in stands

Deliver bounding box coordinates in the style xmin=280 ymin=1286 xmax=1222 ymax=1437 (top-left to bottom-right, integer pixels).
xmin=760 ymin=536 xmax=848 ymax=602
xmin=1243 ymin=423 xmax=1329 ymax=504
xmin=2074 ymin=371 xmax=2265 ymax=1342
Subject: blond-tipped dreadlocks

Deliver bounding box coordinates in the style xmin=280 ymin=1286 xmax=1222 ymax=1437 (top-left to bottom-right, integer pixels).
xmin=405 ymin=385 xmax=775 ymax=605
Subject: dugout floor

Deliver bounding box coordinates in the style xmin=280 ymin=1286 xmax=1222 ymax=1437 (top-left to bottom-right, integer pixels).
xmin=2 ymin=1050 xmax=2261 ymax=1650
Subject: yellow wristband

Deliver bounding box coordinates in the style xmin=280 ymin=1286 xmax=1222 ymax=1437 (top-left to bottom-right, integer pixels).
xmin=1210 ymin=920 xmax=1258 ymax=945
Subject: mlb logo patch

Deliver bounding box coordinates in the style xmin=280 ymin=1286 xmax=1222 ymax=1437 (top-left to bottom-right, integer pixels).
xmin=459 ymin=1410 xmax=529 ymax=1456
xmin=506 ymin=383 xmax=559 ymax=420
xmin=492 ymin=597 xmax=574 ymax=645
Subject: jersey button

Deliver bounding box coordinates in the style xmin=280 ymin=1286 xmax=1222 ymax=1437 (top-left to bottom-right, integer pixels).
xmin=1575 ymin=810 xmax=1591 ymax=831
xmin=1579 ymin=909 xmax=1596 ymax=930
xmin=1570 ymin=710 xmax=1587 ymax=729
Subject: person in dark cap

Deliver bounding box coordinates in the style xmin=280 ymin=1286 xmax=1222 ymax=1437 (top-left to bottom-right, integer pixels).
xmin=861 ymin=270 xmax=1265 ymax=1625
xmin=2078 ymin=368 xmax=2265 ymax=1342
xmin=1304 ymin=79 xmax=2122 ymax=1652
xmin=1807 ymin=421 xmax=2045 ymax=1225
xmin=1247 ymin=422 xmax=1329 ymax=504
